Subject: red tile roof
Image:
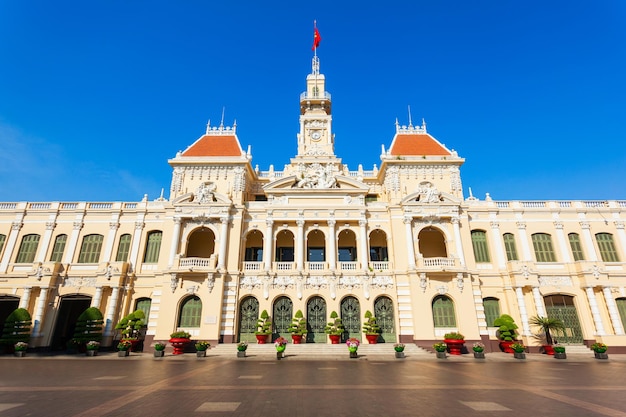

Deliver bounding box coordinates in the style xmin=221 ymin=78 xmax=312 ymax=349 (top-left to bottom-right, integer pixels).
xmin=182 ymin=135 xmax=243 ymax=157
xmin=389 ymin=133 xmax=451 ymax=156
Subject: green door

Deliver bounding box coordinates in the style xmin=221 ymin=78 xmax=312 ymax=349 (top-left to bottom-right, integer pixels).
xmin=341 ymin=296 xmax=361 ymax=342
xmin=273 ymin=296 xmax=293 ymax=339
xmin=374 ymin=296 xmax=395 ymax=343
xmin=306 ymin=296 xmax=327 ymax=343
xmin=544 ymin=295 xmax=583 ymax=344
xmin=238 ymin=297 xmax=259 ymax=343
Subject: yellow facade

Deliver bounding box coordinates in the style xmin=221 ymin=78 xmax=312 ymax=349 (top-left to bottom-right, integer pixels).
xmin=1 ymin=57 xmax=625 ymax=353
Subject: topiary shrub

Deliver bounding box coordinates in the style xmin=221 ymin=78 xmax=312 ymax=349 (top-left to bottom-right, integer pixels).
xmin=0 ymin=308 xmax=32 ymax=347
xmin=73 ymin=307 xmax=104 ymax=345
xmin=115 ymin=310 xmax=146 ymax=339
xmin=493 ymin=314 xmax=518 ymax=341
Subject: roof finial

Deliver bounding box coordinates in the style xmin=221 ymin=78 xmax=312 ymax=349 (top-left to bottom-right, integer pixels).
xmin=219 ymin=107 xmax=225 ymax=129
xmin=408 ymin=105 xmax=413 ymax=128
xmin=206 ymin=119 xmax=211 ymax=134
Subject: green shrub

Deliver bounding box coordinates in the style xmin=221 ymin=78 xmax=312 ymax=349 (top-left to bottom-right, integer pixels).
xmin=0 ymin=308 xmax=32 ymax=346
xmin=73 ymin=307 xmax=104 ymax=344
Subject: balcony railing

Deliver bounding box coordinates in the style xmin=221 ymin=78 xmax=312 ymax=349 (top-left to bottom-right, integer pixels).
xmin=275 ymin=262 xmax=295 ymax=271
xmin=338 ymin=261 xmax=359 ymax=271
xmin=243 ymin=261 xmax=263 ymax=271
xmin=369 ymin=261 xmax=390 ymax=271
xmin=421 ymin=257 xmax=457 ymax=268
xmin=307 ymin=262 xmax=326 ymax=271
xmin=179 ymin=256 xmax=217 ymax=270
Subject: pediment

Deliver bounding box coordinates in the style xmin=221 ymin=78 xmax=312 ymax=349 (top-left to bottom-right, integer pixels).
xmin=263 ymin=175 xmax=369 ymax=194
xmin=401 ymin=181 xmax=461 ymax=205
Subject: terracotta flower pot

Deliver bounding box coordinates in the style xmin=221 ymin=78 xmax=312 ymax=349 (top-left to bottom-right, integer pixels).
xmin=444 ymin=338 xmax=464 ymax=355
xmin=169 ymin=338 xmax=190 ymax=355
xmin=329 ymin=334 xmax=341 ymax=344
xmin=255 ymin=334 xmax=269 ymax=344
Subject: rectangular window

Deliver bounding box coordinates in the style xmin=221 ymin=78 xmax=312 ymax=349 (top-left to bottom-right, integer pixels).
xmin=568 ymin=233 xmax=585 ymax=261
xmin=77 ymin=234 xmax=104 ymax=263
xmin=0 ymin=234 xmax=6 ymax=258
xmin=503 ymin=233 xmax=518 ymax=261
xmin=115 ymin=234 xmax=132 ymax=262
xmin=596 ymin=233 xmax=620 ymax=262
xmin=15 ymin=234 xmax=40 ymax=264
xmin=143 ymin=231 xmax=163 ymax=263
xmin=483 ymin=298 xmax=501 ymax=327
xmin=307 ymin=247 xmax=325 ymax=262
xmin=245 ymin=247 xmax=263 ymax=261
xmin=369 ymin=247 xmax=388 ymax=262
xmin=338 ymin=247 xmax=356 ymax=262
xmin=276 ymin=247 xmax=294 ymax=262
xmin=532 ymin=233 xmax=557 ymax=262
xmin=49 ymin=234 xmax=67 ymax=262
xmin=471 ymin=230 xmax=490 ymax=263
xmin=432 ymin=296 xmax=456 ymax=327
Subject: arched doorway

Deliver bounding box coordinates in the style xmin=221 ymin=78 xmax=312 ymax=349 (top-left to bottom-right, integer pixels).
xmin=273 ymin=296 xmax=293 ymax=339
xmin=306 ymin=296 xmax=326 ymax=343
xmin=544 ymin=294 xmax=583 ymax=344
xmin=50 ymin=295 xmax=91 ymax=351
xmin=341 ymin=296 xmax=360 ymax=342
xmin=374 ymin=296 xmax=395 ymax=343
xmin=238 ymin=296 xmax=259 ymax=343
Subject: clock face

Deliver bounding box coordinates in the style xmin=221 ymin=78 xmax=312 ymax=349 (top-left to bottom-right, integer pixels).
xmin=311 ymin=130 xmax=322 ymax=140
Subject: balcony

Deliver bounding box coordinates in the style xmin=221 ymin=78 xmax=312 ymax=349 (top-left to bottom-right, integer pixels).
xmin=369 ymin=261 xmax=390 ymax=271
xmin=177 ymin=255 xmax=217 ymax=272
xmin=338 ymin=261 xmax=359 ymax=271
xmin=418 ymin=257 xmax=459 ymax=271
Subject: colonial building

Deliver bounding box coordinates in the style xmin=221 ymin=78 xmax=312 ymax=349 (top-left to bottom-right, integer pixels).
xmin=1 ymin=55 xmax=626 ymax=353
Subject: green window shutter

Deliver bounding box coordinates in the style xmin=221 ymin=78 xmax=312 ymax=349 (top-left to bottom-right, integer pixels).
xmin=0 ymin=234 xmax=6 ymax=258
xmin=15 ymin=234 xmax=40 ymax=264
xmin=49 ymin=234 xmax=67 ymax=262
xmin=616 ymin=298 xmax=626 ymax=329
xmin=531 ymin=233 xmax=556 ymax=262
xmin=471 ymin=230 xmax=490 ymax=263
xmin=596 ymin=233 xmax=620 ymax=262
xmin=178 ymin=296 xmax=202 ymax=327
xmin=568 ymin=233 xmax=585 ymax=261
xmin=432 ymin=295 xmax=456 ymax=327
xmin=483 ymin=298 xmax=501 ymax=327
xmin=135 ymin=298 xmax=152 ymax=323
xmin=143 ymin=231 xmax=163 ymax=264
xmin=115 ymin=234 xmax=132 ymax=262
xmin=502 ymin=233 xmax=518 ymax=261
xmin=77 ymin=234 xmax=104 ymax=263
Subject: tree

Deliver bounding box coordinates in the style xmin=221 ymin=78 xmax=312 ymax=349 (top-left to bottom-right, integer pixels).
xmin=115 ymin=310 xmax=146 ymax=339
xmin=529 ymin=315 xmax=564 ymax=345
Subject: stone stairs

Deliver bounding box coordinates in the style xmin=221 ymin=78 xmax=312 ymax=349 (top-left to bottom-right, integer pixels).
xmin=209 ymin=342 xmax=430 ymax=357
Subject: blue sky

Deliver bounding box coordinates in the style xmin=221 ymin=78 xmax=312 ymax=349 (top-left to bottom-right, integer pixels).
xmin=1 ymin=1 xmax=625 ymax=202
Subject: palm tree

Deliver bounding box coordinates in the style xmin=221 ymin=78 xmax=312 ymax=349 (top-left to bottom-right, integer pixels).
xmin=529 ymin=316 xmax=564 ymax=345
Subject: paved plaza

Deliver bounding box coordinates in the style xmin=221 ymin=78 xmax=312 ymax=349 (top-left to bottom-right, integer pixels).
xmin=1 ymin=349 xmax=626 ymax=417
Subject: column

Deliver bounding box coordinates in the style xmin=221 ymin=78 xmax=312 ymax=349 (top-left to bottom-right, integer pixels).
xmin=585 ymin=286 xmax=605 ymax=336
xmin=296 ymin=219 xmax=305 ymax=271
xmin=91 ymin=286 xmax=103 ymax=309
xmin=19 ymin=287 xmax=32 ymax=309
xmin=217 ymin=216 xmax=230 ymax=271
xmin=515 ymin=286 xmax=531 ymax=336
xmin=263 ymin=219 xmax=273 ymax=271
xmin=35 ymin=220 xmax=57 ymax=262
xmin=128 ymin=217 xmax=145 ymax=272
xmin=516 ymin=222 xmax=532 ymax=261
xmin=580 ymin=221 xmax=598 ymax=262
xmin=532 ymin=286 xmax=546 ymax=317
xmin=553 ymin=221 xmax=571 ymax=263
xmin=32 ymin=287 xmax=49 ymax=337
xmin=327 ymin=219 xmax=336 ymax=270
xmin=0 ymin=221 xmax=22 ymax=273
xmin=104 ymin=287 xmax=120 ymax=336
xmin=603 ymin=286 xmax=625 ymax=335
xmin=451 ymin=216 xmax=466 ymax=267
xmin=359 ymin=219 xmax=368 ymax=270
xmin=404 ymin=216 xmax=416 ymax=270
xmin=102 ymin=218 xmax=120 ymax=262
xmin=167 ymin=217 xmax=182 ymax=267
xmin=490 ymin=221 xmax=506 ymax=269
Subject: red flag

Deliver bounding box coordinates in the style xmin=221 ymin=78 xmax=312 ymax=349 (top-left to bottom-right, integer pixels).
xmin=312 ymin=27 xmax=321 ymax=50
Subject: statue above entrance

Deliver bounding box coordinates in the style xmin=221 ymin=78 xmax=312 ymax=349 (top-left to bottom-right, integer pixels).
xmin=294 ymin=163 xmax=338 ymax=189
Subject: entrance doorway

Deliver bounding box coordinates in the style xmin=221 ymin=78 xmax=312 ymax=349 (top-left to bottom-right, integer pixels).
xmin=50 ymin=295 xmax=91 ymax=350
xmin=341 ymin=296 xmax=361 ymax=342
xmin=306 ymin=296 xmax=326 ymax=343
xmin=273 ymin=296 xmax=293 ymax=339
xmin=237 ymin=296 xmax=259 ymax=343
xmin=374 ymin=296 xmax=395 ymax=342
xmin=544 ymin=294 xmax=583 ymax=344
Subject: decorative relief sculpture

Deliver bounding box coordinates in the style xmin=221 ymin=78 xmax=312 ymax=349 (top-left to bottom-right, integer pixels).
xmin=339 ymin=276 xmax=361 ymax=290
xmin=538 ymin=276 xmax=573 ymax=287
xmin=371 ymin=275 xmax=394 ymax=289
xmin=63 ymin=277 xmax=98 ymax=288
xmin=273 ymin=276 xmax=296 ymax=290
xmin=294 ymin=163 xmax=337 ymax=189
xmin=195 ymin=182 xmax=217 ymax=203
xmin=416 ymin=181 xmax=442 ymax=203
xmin=240 ymin=276 xmax=263 ymax=290
xmin=305 ymin=276 xmax=328 ymax=290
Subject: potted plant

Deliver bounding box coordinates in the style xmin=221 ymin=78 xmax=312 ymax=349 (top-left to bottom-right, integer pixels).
xmin=433 ymin=342 xmax=447 ymax=359
xmin=324 ymin=311 xmax=345 ymax=344
xmin=169 ymin=331 xmax=191 ymax=355
xmin=73 ymin=307 xmax=104 ymax=353
xmin=493 ymin=314 xmax=519 ymax=353
xmin=14 ymin=341 xmax=28 ymax=357
xmin=0 ymin=308 xmax=31 ymax=354
xmin=117 ymin=340 xmax=132 ymax=357
xmin=362 ymin=310 xmax=381 ymax=344
xmin=236 ymin=341 xmax=248 ymax=358
xmin=274 ymin=336 xmax=287 ymax=359
xmin=255 ymin=310 xmax=272 ymax=344
xmin=394 ymin=343 xmax=405 ymax=359
xmin=346 ymin=338 xmax=360 ymax=358
xmin=154 ymin=342 xmax=166 ymax=357
xmin=472 ymin=342 xmax=485 ymax=359
xmin=529 ymin=315 xmax=564 ymax=355
xmin=553 ymin=344 xmax=566 ymax=359
xmin=195 ymin=341 xmax=210 ymax=357
xmin=85 ymin=341 xmax=100 ymax=356
xmin=511 ymin=342 xmax=526 ymax=359
xmin=591 ymin=342 xmax=608 ymax=359
xmin=115 ymin=310 xmax=146 ymax=352
xmin=443 ymin=332 xmax=465 ymax=355
xmin=287 ymin=310 xmax=307 ymax=344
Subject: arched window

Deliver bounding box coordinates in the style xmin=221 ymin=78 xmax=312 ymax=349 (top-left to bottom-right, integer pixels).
xmin=135 ymin=298 xmax=152 ymax=323
xmin=50 ymin=234 xmax=67 ymax=262
xmin=502 ymin=233 xmax=518 ymax=261
xmin=143 ymin=231 xmax=163 ymax=263
xmin=178 ymin=296 xmax=202 ymax=328
xmin=483 ymin=297 xmax=500 ymax=327
xmin=531 ymin=233 xmax=556 ymax=262
xmin=596 ymin=233 xmax=620 ymax=262
xmin=568 ymin=233 xmax=585 ymax=261
xmin=616 ymin=298 xmax=626 ymax=330
xmin=15 ymin=234 xmax=40 ymax=264
xmin=432 ymin=295 xmax=456 ymax=327
xmin=77 ymin=234 xmax=104 ymax=263
xmin=115 ymin=234 xmax=132 ymax=262
xmin=471 ymin=230 xmax=490 ymax=263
